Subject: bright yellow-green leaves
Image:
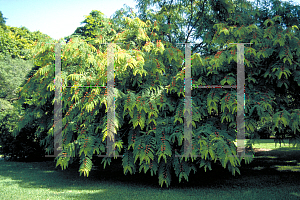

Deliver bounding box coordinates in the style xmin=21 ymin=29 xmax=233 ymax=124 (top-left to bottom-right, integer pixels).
xmin=0 ymin=25 xmax=49 ymax=60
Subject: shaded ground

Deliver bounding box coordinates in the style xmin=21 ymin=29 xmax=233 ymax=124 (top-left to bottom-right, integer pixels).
xmin=65 ymin=147 xmax=300 ymax=190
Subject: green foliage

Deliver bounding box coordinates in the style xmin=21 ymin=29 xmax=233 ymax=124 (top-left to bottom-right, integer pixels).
xmin=0 ymin=25 xmax=50 ymax=60
xmin=12 ymin=12 xmax=250 ymax=187
xmin=0 ymin=54 xmax=34 ymax=100
xmin=0 ymin=98 xmax=45 ymax=160
xmin=0 ymin=11 xmax=7 ymax=28
xmin=11 ymin=0 xmax=300 ymax=188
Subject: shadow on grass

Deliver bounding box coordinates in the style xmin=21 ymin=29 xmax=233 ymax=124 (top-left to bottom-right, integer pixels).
xmin=0 ymin=148 xmax=300 ymax=199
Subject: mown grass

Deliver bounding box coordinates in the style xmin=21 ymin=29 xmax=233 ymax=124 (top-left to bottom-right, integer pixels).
xmin=234 ymin=138 xmax=299 ymax=149
xmin=0 ymin=139 xmax=300 ymax=200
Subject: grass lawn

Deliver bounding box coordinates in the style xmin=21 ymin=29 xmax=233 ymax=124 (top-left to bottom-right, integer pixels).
xmin=0 ymin=139 xmax=300 ymax=200
xmin=234 ymin=138 xmax=298 ymax=149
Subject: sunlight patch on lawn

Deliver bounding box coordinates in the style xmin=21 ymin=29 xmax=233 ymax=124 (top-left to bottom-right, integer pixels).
xmin=0 ymin=178 xmax=21 ymax=184
xmin=290 ymin=192 xmax=300 ymax=197
xmin=252 ymin=166 xmax=265 ymax=170
xmin=271 ymin=165 xmax=300 ymax=172
xmin=285 ymin=160 xmax=297 ymax=164
xmin=42 ymin=170 xmax=55 ymax=173
xmin=50 ymin=189 xmax=106 ymax=194
xmin=253 ymin=156 xmax=277 ymax=159
xmin=0 ymin=175 xmax=107 ymax=200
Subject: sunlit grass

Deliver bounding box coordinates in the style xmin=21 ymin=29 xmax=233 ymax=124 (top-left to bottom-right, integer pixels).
xmin=234 ymin=139 xmax=300 ymax=150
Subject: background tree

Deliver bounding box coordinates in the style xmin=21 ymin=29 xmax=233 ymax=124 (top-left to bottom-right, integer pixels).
xmin=64 ymin=10 xmax=121 ymax=53
xmin=0 ymin=24 xmax=50 ymax=60
xmin=0 ymin=11 xmax=7 ymax=28
xmin=0 ymin=55 xmax=33 ymax=101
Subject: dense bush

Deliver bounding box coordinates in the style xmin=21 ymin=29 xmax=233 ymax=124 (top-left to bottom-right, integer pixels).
xmin=6 ymin=0 xmax=300 ymax=188
xmin=0 ymin=98 xmax=47 ymax=161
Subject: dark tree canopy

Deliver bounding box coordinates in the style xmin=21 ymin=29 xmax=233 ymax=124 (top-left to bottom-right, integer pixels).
xmin=0 ymin=11 xmax=7 ymax=28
